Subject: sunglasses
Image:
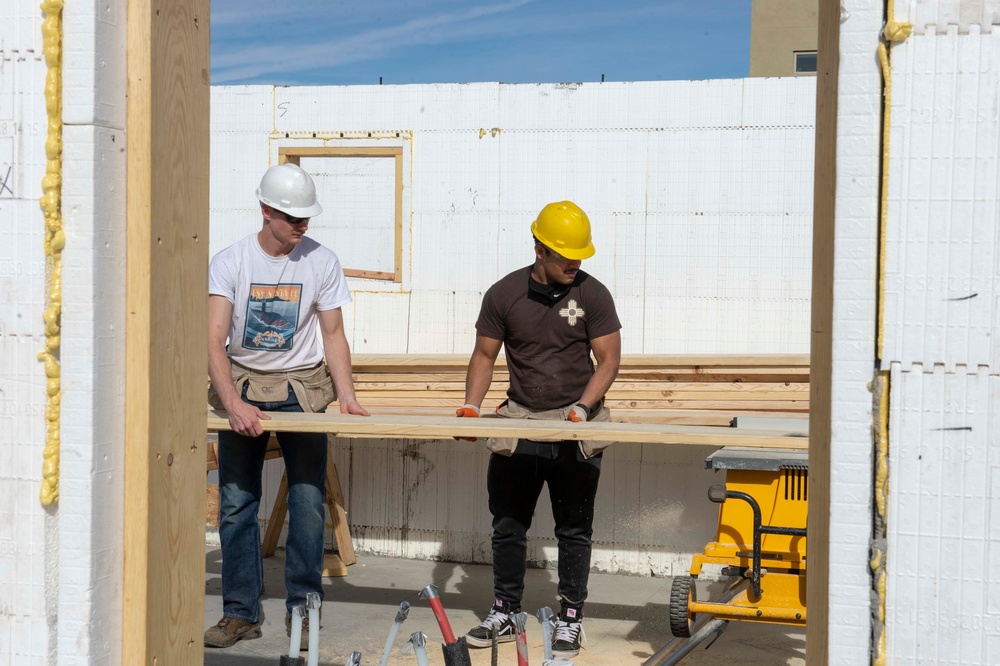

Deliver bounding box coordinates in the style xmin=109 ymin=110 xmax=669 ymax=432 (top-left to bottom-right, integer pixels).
xmin=283 ymin=213 xmax=309 ymax=225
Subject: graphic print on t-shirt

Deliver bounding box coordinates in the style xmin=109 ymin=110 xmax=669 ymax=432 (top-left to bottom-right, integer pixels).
xmin=243 ymin=283 xmax=303 ymax=352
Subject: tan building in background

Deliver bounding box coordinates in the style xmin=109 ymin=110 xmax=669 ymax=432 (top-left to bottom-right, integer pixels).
xmin=750 ymin=0 xmax=819 ymax=76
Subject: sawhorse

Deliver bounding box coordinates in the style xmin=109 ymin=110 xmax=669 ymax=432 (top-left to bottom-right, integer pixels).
xmin=206 ymin=434 xmax=355 ymax=576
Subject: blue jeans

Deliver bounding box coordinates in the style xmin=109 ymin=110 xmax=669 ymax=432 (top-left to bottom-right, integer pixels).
xmin=218 ymin=384 xmax=327 ymax=622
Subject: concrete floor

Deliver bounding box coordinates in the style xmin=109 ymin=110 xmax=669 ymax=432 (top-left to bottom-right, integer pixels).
xmin=204 ymin=547 xmax=806 ymax=666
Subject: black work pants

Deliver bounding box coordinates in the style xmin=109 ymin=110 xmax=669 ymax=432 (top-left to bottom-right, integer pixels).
xmin=488 ymin=440 xmax=603 ymax=613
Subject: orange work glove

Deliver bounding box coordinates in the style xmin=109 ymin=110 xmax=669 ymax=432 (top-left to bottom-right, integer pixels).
xmin=454 ymin=404 xmax=480 ymax=441
xmin=567 ymin=403 xmax=590 ymax=423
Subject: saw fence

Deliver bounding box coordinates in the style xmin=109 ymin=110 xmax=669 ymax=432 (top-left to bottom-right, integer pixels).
xmin=205 ymin=354 xmax=811 ymax=574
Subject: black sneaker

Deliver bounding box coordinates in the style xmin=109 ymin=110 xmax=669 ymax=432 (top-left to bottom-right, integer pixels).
xmin=465 ymin=599 xmax=519 ymax=648
xmin=552 ymin=608 xmax=586 ymax=658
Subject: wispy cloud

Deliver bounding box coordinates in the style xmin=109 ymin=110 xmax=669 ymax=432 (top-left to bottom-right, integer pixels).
xmin=210 ymin=0 xmax=751 ymax=85
xmin=212 ymin=0 xmax=535 ymax=83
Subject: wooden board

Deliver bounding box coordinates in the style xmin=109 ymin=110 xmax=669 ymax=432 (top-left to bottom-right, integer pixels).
xmin=350 ymin=407 xmax=742 ymax=426
xmin=208 ymin=410 xmax=809 ymax=449
xmin=350 ymin=353 xmax=810 ymax=370
xmin=807 ymin=0 xmax=840 ymax=662
xmin=124 ymin=0 xmax=210 ymax=662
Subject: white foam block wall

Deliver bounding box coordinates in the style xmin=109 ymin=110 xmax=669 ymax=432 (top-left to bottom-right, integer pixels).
xmin=58 ymin=0 xmax=128 ymax=662
xmin=886 ymin=364 xmax=1000 ymax=664
xmin=0 ymin=1 xmax=52 ymax=663
xmin=0 ymin=1 xmax=128 ymax=664
xmin=823 ymin=0 xmax=887 ymax=662
xmin=210 ymin=79 xmax=817 ymax=575
xmin=211 ymin=78 xmax=817 ymax=356
xmin=883 ymin=2 xmax=1000 ymax=661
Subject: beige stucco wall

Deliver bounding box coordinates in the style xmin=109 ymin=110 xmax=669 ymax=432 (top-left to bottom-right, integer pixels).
xmin=750 ymin=0 xmax=819 ymax=76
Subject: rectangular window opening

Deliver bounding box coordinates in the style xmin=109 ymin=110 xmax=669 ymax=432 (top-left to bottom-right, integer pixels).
xmin=279 ymin=147 xmax=404 ymax=282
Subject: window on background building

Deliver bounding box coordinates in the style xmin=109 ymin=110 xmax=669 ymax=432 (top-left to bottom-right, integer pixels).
xmin=794 ymin=51 xmax=818 ymax=74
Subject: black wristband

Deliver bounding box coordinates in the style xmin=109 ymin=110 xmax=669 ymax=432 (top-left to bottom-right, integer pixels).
xmin=575 ymin=402 xmax=592 ymax=415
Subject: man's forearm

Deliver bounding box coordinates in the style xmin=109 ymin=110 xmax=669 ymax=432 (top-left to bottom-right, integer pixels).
xmin=463 ymin=353 xmax=495 ymax=408
xmin=578 ymin=362 xmax=618 ymax=411
xmin=324 ymin=336 xmax=358 ymax=403
xmin=208 ymin=345 xmax=240 ymax=410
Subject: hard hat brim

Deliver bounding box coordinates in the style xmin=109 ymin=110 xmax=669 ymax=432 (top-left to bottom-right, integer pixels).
xmin=551 ymin=242 xmax=595 ymax=261
xmin=258 ymin=195 xmax=323 ymax=219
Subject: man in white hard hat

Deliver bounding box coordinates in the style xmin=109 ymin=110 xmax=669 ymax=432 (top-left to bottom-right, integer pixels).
xmin=205 ymin=163 xmax=368 ymax=649
xmin=457 ymin=201 xmax=622 ymax=659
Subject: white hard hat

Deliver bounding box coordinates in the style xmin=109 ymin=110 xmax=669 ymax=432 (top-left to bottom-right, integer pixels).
xmin=256 ymin=163 xmax=323 ymax=218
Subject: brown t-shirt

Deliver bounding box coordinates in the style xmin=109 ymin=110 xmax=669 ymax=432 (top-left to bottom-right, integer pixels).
xmin=476 ymin=266 xmax=621 ymax=410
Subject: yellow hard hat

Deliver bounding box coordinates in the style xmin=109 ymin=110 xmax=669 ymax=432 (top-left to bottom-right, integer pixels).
xmin=530 ymin=201 xmax=595 ymax=260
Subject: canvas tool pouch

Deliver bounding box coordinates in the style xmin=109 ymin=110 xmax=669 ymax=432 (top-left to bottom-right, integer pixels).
xmin=487 ymin=398 xmax=612 ymax=459
xmin=209 ymin=361 xmax=337 ymax=414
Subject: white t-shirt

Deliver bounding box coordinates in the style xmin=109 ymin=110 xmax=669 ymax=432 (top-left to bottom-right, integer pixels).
xmin=209 ymin=233 xmax=352 ymax=372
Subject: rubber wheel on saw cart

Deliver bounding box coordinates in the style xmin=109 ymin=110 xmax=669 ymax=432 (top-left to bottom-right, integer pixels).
xmin=669 ymin=575 xmax=696 ymax=638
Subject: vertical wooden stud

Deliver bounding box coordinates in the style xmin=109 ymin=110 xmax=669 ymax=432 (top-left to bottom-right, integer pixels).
xmin=807 ymin=0 xmax=840 ymax=663
xmin=124 ymin=0 xmax=210 ymax=663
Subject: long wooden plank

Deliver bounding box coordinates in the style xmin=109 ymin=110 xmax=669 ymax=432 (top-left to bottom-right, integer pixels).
xmin=352 ymin=398 xmax=808 ymax=411
xmin=354 ymin=381 xmax=810 ymax=393
xmin=350 ymin=353 xmax=810 ymax=368
xmin=124 ymin=0 xmax=209 ymax=662
xmin=208 ymin=410 xmax=809 ymax=449
xmin=349 ymin=407 xmax=740 ymax=426
xmin=354 ymin=371 xmax=809 ymax=383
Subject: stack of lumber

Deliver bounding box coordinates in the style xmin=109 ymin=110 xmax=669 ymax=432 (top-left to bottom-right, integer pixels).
xmin=347 ymin=353 xmax=809 ymax=427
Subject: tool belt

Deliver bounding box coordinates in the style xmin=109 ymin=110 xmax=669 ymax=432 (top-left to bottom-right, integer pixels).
xmin=487 ymin=398 xmax=612 ymax=459
xmin=209 ymin=361 xmax=337 ymax=414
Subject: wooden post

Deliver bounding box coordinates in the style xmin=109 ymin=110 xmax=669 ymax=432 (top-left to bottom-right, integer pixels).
xmin=807 ymin=0 xmax=840 ymax=663
xmin=124 ymin=0 xmax=210 ymax=663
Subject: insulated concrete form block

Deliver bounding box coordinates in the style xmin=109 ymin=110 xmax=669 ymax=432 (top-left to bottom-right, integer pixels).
xmin=208 ymin=87 xmax=272 ymax=254
xmin=58 ymin=124 xmax=125 ymax=665
xmin=883 ymin=29 xmax=1000 ymax=371
xmin=210 ymin=85 xmax=273 ymax=135
xmin=496 ymin=81 xmax=746 ymax=131
xmin=405 ymin=291 xmax=455 ymax=353
xmin=897 ymin=0 xmax=1000 ymax=33
xmin=0 ymin=336 xmax=47 ymax=665
xmin=209 ymin=87 xmax=274 ymax=253
xmin=0 ymin=2 xmax=51 ymax=662
xmin=410 ymin=211 xmax=501 ymax=293
xmin=348 ymin=292 xmax=411 ymax=353
xmin=275 ymin=83 xmax=500 ymax=133
xmin=495 ymin=130 xmax=602 ymax=215
xmin=741 ymin=77 xmax=821 ymax=128
xmin=641 ymin=212 xmax=811 ymax=354
xmin=336 ymin=437 xmax=493 ymax=562
xmin=825 ymin=0 xmax=886 ymax=662
xmin=411 ymin=131 xmax=499 ymax=214
xmin=887 ymin=364 xmax=1000 ymax=665
xmin=62 ymin=0 xmax=125 ymax=128
xmin=0 ymin=200 xmax=45 ymax=337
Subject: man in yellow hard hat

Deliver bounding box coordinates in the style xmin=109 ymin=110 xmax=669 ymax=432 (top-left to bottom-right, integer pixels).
xmin=457 ymin=201 xmax=622 ymax=659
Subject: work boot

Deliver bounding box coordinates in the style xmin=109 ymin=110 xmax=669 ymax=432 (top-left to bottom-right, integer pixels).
xmin=551 ymin=608 xmax=587 ymax=658
xmin=204 ymin=616 xmax=262 ymax=648
xmin=465 ymin=598 xmax=519 ymax=648
xmin=286 ymin=614 xmax=314 ymax=652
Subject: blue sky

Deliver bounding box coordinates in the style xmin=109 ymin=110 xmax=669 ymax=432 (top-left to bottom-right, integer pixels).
xmin=211 ymin=0 xmax=752 ymax=86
